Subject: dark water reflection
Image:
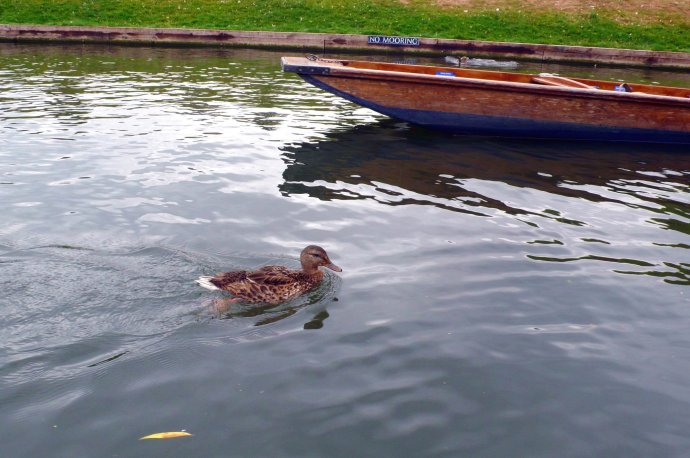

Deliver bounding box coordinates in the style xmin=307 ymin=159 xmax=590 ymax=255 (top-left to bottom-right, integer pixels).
xmin=281 ymin=125 xmax=689 ymax=285
xmin=1 ymin=43 xmax=689 ymax=458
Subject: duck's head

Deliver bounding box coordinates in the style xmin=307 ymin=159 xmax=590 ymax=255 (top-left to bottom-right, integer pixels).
xmin=300 ymin=245 xmax=342 ymax=273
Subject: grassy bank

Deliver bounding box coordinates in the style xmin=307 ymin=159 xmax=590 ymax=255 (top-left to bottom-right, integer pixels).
xmin=1 ymin=0 xmax=688 ymax=52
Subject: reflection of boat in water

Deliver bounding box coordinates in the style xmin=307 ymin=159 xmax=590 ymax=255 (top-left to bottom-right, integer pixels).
xmin=279 ymin=122 xmax=690 ymax=222
xmin=282 ymin=56 xmax=690 ymax=144
xmin=280 ymin=124 xmax=690 ymax=285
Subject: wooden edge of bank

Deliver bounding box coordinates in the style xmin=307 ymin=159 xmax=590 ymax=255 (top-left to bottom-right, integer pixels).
xmin=1 ymin=24 xmax=689 ymax=69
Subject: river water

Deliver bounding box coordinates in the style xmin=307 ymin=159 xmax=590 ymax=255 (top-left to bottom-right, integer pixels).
xmin=1 ymin=43 xmax=689 ymax=457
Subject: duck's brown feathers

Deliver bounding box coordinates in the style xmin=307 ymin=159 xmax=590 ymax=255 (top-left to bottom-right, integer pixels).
xmin=210 ymin=266 xmax=324 ymax=305
xmin=205 ymin=246 xmax=340 ymax=305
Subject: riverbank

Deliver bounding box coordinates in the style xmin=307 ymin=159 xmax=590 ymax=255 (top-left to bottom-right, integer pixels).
xmin=3 ymin=24 xmax=690 ymax=69
xmin=1 ymin=0 xmax=689 ymax=52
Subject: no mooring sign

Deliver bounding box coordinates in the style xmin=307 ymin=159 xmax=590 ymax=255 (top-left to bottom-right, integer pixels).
xmin=367 ymin=35 xmax=420 ymax=46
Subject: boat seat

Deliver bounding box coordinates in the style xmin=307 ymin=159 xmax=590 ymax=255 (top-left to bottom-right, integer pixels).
xmin=531 ymin=75 xmax=594 ymax=89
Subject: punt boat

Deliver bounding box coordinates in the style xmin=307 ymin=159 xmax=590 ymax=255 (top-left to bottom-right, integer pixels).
xmin=281 ymin=55 xmax=690 ymax=144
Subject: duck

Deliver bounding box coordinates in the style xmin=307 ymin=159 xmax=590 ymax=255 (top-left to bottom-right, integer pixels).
xmin=196 ymin=245 xmax=341 ymax=305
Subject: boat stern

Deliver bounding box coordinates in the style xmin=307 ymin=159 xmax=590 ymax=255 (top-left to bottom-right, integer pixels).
xmin=281 ymin=56 xmax=332 ymax=76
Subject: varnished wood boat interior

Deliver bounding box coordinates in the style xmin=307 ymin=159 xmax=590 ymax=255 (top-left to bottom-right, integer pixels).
xmin=336 ymin=59 xmax=690 ymax=98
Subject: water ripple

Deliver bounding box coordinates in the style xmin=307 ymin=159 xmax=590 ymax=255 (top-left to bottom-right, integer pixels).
xmin=3 ymin=43 xmax=690 ymax=457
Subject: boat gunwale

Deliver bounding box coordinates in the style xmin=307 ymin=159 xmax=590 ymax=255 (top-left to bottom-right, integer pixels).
xmin=282 ymin=57 xmax=690 ymax=107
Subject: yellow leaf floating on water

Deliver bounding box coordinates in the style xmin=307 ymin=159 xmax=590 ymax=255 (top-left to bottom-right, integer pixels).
xmin=139 ymin=431 xmax=193 ymax=440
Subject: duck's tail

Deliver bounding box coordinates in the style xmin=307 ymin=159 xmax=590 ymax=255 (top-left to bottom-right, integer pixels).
xmin=196 ymin=276 xmax=220 ymax=291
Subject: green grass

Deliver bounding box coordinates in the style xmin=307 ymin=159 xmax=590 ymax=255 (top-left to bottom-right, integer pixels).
xmin=1 ymin=0 xmax=688 ymax=52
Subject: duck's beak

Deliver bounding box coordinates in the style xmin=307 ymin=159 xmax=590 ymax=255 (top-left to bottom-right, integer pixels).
xmin=325 ymin=262 xmax=342 ymax=272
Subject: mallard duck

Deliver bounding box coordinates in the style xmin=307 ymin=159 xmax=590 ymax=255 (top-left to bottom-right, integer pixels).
xmin=196 ymin=245 xmax=341 ymax=304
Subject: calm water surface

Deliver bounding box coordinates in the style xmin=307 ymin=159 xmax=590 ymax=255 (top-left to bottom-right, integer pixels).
xmin=1 ymin=43 xmax=689 ymax=457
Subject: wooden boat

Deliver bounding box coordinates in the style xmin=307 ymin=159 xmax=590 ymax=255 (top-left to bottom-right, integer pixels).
xmin=281 ymin=55 xmax=690 ymax=144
